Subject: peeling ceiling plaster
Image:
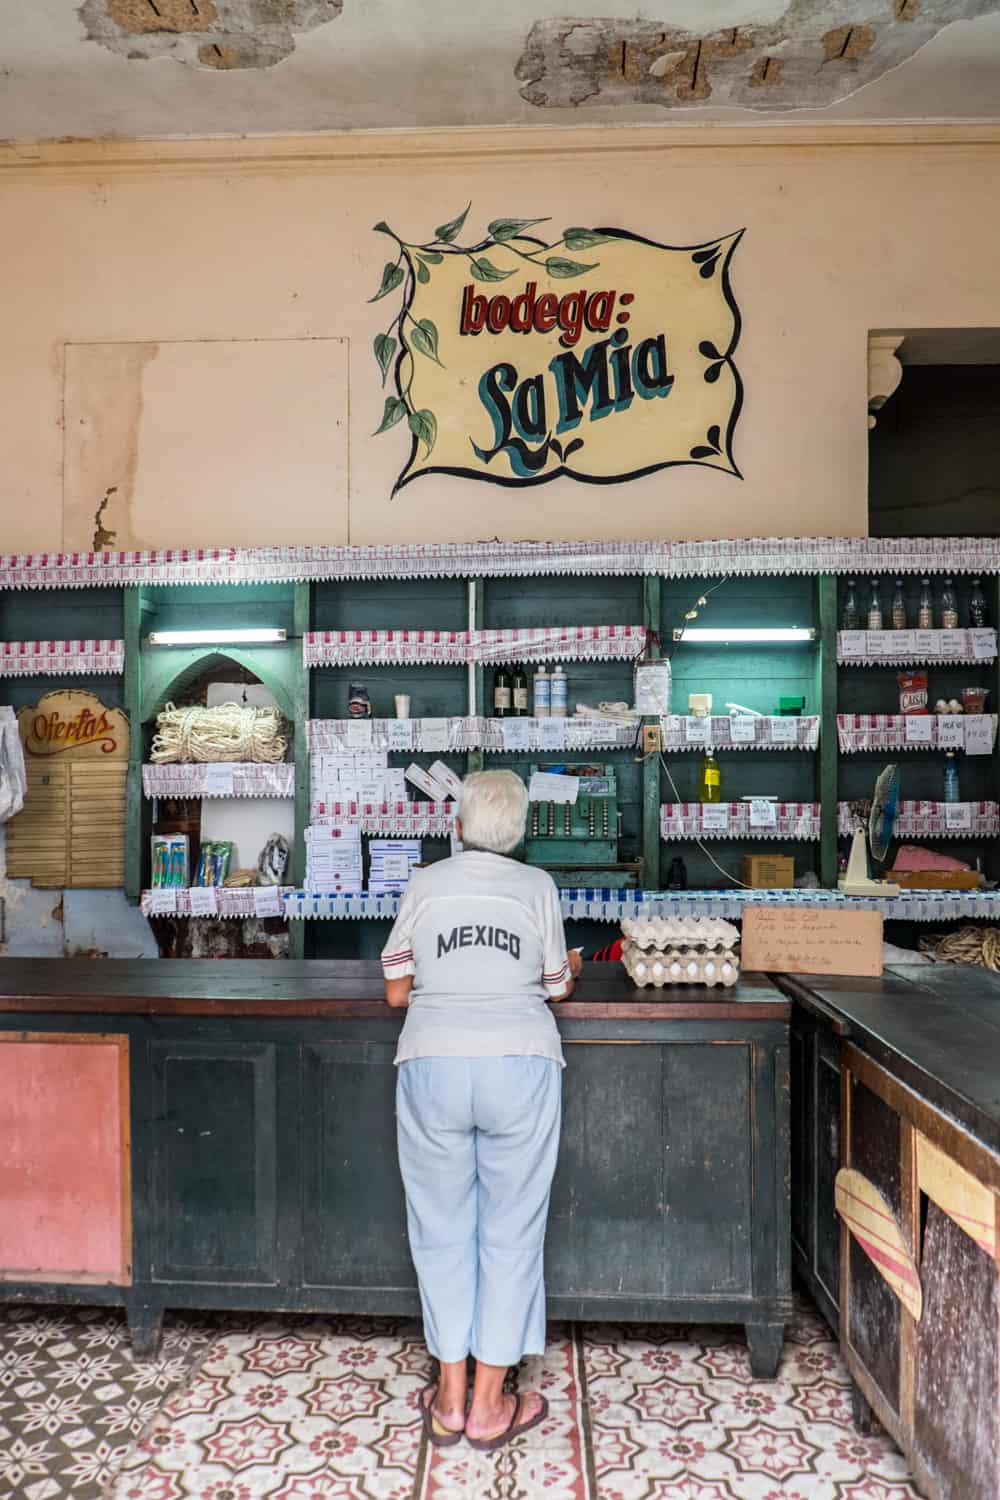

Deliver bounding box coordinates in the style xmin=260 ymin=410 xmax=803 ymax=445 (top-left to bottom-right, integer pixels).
xmin=516 ymin=1 xmax=1000 ymax=111
xmin=2 ymin=0 xmax=1000 ymax=139
xmin=80 ymin=0 xmax=342 ymax=70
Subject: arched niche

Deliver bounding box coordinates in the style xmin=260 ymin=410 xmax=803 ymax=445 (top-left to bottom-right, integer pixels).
xmin=140 ymin=644 xmax=299 ymax=724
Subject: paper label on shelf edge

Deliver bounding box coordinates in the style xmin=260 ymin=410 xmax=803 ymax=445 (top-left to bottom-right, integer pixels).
xmin=893 ymin=630 xmax=916 ymax=657
xmin=944 ymin=802 xmax=972 ymax=831
xmin=749 ymin=798 xmax=778 ymax=828
xmin=701 ymin=804 xmax=730 ymax=831
xmin=684 ymin=716 xmax=710 ymax=745
xmin=188 ymin=886 xmax=219 ymax=916
xmin=938 ymin=631 xmax=963 ymax=657
xmin=914 ymin=630 xmax=937 ymax=657
xmin=387 ymin=719 xmax=415 ymax=750
xmin=904 ymin=714 xmax=933 ymax=745
xmin=253 ymin=887 xmax=284 ymax=918
xmin=420 ymin=718 xmax=451 ymax=752
xmin=730 ymin=716 xmax=757 ymax=743
xmin=964 ymin=715 xmax=995 ymax=756
xmin=147 ymin=888 xmax=178 ymax=914
xmin=345 ymin=719 xmax=373 ymax=748
xmin=538 ymin=717 xmax=566 ymax=750
xmin=839 ymin=631 xmax=866 ymax=658
xmin=528 ymin=771 xmax=579 ymax=804
xmin=971 ymin=628 xmax=996 ymax=660
xmin=203 ymin=762 xmax=235 ymax=796
xmin=937 ymin=714 xmax=964 ymax=749
xmin=501 ymin=717 xmax=532 ymax=751
xmin=865 ymin=630 xmax=891 ymax=658
xmin=769 ymin=717 xmax=798 ymax=744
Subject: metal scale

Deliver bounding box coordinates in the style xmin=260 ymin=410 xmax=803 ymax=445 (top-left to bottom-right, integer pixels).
xmin=523 ymin=762 xmax=637 ymax=888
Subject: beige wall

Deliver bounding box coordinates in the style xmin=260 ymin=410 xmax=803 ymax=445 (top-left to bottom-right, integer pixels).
xmin=3 ymin=127 xmax=1000 ymax=551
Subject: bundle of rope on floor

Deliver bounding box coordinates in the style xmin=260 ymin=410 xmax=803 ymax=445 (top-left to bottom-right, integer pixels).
xmin=151 ymin=702 xmax=290 ymax=764
xmin=918 ymin=925 xmax=1000 ymax=971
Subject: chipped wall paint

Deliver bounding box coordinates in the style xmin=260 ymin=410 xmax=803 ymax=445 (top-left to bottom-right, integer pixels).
xmin=0 ymin=828 xmax=158 ymax=958
xmin=516 ymin=2 xmax=1000 ymax=112
xmin=79 ymin=0 xmax=343 ymax=70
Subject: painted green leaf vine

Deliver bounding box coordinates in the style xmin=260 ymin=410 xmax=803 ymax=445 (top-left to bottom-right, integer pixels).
xmin=370 ymin=208 xmax=612 ymax=459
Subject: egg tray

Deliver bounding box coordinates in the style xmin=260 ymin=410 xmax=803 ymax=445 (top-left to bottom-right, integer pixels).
xmin=622 ymin=915 xmax=740 ymax=951
xmin=620 ymin=916 xmax=741 ymax=989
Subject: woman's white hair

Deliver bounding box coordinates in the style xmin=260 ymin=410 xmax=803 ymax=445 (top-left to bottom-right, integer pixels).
xmin=458 ymin=769 xmax=528 ymax=856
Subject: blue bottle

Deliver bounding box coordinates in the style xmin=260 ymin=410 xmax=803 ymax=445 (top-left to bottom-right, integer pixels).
xmin=943 ymin=752 xmax=960 ymax=804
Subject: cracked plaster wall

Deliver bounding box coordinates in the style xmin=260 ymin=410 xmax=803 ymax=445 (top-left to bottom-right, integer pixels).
xmin=0 ymin=827 xmax=158 ymax=958
xmin=517 ymin=1 xmax=1000 ymax=111
xmin=79 ymin=0 xmax=343 ymax=70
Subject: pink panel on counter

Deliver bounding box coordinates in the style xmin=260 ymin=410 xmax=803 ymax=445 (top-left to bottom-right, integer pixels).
xmin=0 ymin=1036 xmax=129 ymax=1282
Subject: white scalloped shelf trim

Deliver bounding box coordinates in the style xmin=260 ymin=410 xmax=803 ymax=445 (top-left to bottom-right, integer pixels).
xmin=0 ymin=639 xmax=124 ymax=675
xmin=308 ymin=716 xmax=637 ymax=754
xmin=304 ymin=625 xmax=646 ymax=668
xmin=661 ymin=803 xmax=822 ymax=841
xmin=4 ymin=536 xmax=1000 ymax=589
xmin=142 ymin=763 xmax=295 ymax=799
xmin=660 ymin=716 xmax=819 ymax=752
xmin=283 ymin=887 xmax=1000 ymax=923
xmin=837 ymin=800 xmax=999 ymax=838
xmin=836 ymin=715 xmax=998 ymax=753
xmin=309 ymin=801 xmax=456 ymax=836
xmin=141 ymin=886 xmax=294 ymax=918
xmin=838 ymin=627 xmax=996 ymax=665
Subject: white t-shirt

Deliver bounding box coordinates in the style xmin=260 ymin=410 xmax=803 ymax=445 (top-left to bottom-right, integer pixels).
xmin=380 ymin=850 xmax=570 ymax=1066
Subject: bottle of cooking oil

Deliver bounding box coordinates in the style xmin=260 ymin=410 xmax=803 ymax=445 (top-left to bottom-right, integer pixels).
xmin=699 ymin=750 xmax=721 ymax=803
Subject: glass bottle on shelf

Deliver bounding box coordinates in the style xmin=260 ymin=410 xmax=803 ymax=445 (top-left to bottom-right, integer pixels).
xmin=969 ymin=577 xmax=989 ymax=628
xmin=841 ymin=579 xmax=860 ymax=630
xmin=493 ymin=666 xmax=512 ymax=717
xmin=891 ymin=578 xmax=908 ymax=630
xmin=867 ymin=581 xmax=883 ymax=631
xmin=511 ymin=665 xmax=529 ymax=716
xmin=917 ymin=577 xmax=934 ymax=630
xmin=699 ymin=750 xmax=721 ymax=803
xmin=939 ymin=577 xmax=959 ymax=630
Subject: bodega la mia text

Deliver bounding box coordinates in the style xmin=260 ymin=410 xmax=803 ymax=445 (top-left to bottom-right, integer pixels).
xmin=460 ymin=278 xmax=672 ymax=476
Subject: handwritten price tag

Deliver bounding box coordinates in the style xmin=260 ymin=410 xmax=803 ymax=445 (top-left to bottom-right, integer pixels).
xmin=971 ymin=628 xmax=997 ymax=661
xmin=147 ymin=888 xmax=178 ymax=915
xmin=770 ymin=717 xmax=798 ymax=745
xmin=904 ymin=715 xmax=933 ymax=746
xmin=188 ymin=886 xmax=219 ymax=917
xmin=893 ymin=630 xmax=916 ymax=658
xmin=964 ymin=715 xmax=995 ymax=756
xmin=203 ymin=762 xmax=235 ymax=797
xmin=684 ymin=716 xmax=709 ymax=745
xmin=937 ymin=715 xmax=965 ymax=749
xmin=420 ymin=719 xmax=450 ymax=752
xmin=387 ymin=719 xmax=414 ymax=751
xmin=944 ymin=802 xmax=971 ymax=832
xmin=839 ymin=631 xmax=866 ymax=659
xmin=701 ymin=804 xmax=730 ymax=833
xmin=253 ymin=887 xmax=284 ymax=918
xmin=730 ymin=716 xmax=757 ymax=744
xmin=914 ymin=630 xmax=937 ymax=658
xmin=938 ymin=631 xmax=963 ymax=658
xmin=750 ymin=799 xmax=779 ymax=829
xmin=865 ymin=631 xmax=891 ymax=659
xmin=539 ymin=718 xmax=566 ymax=750
xmin=501 ymin=717 xmax=532 ymax=751
xmin=346 ymin=719 xmax=373 ymax=749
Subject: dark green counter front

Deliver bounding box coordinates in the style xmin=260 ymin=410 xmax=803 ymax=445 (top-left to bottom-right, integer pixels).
xmin=0 ymin=959 xmax=791 ymax=1374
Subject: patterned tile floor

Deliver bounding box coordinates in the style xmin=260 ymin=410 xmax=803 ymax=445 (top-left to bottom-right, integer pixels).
xmin=0 ymin=1298 xmax=922 ymax=1500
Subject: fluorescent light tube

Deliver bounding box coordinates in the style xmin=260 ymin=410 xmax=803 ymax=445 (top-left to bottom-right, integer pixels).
xmin=148 ymin=628 xmax=288 ymax=646
xmin=672 ymin=627 xmax=816 ymax=644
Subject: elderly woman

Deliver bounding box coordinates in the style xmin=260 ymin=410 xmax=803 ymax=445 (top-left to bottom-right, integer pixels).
xmin=381 ymin=769 xmax=581 ymax=1453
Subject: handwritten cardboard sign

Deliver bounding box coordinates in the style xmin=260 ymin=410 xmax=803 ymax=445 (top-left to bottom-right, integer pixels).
xmin=741 ymin=906 xmax=883 ymax=978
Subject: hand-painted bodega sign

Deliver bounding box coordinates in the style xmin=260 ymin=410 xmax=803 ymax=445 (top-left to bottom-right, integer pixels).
xmin=369 ymin=207 xmax=743 ymax=492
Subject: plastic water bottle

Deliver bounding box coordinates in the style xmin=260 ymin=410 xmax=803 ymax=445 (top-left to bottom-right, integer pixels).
xmin=943 ymin=752 xmax=960 ymax=803
xmin=533 ymin=664 xmax=550 ymax=718
xmin=550 ymin=664 xmax=568 ymax=718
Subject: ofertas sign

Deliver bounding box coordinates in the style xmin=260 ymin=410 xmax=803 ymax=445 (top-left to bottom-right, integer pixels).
xmin=370 ymin=208 xmax=744 ymax=493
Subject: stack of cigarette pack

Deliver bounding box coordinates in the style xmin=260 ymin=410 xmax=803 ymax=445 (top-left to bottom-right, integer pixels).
xmin=313 ymin=750 xmax=406 ymax=805
xmin=304 ymin=824 xmax=364 ymax=893
xmin=368 ymin=839 xmax=423 ymax=896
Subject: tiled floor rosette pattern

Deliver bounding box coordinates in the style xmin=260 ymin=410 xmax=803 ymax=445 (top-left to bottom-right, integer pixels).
xmin=2 ymin=1298 xmax=921 ymax=1500
xmin=0 ymin=1303 xmax=214 ymax=1500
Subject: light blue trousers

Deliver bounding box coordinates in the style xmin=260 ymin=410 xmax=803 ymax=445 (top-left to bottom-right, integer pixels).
xmin=396 ymin=1056 xmax=562 ymax=1368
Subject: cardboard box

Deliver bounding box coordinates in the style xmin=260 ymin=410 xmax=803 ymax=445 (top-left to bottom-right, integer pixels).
xmin=743 ymin=855 xmax=795 ymax=888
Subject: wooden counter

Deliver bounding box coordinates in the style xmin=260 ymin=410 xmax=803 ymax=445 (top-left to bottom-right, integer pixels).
xmin=0 ymin=959 xmax=791 ymax=1372
xmin=780 ymin=966 xmax=1000 ymax=1500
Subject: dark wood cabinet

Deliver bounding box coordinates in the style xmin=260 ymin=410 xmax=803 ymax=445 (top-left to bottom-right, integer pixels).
xmin=789 ymin=998 xmax=842 ymax=1330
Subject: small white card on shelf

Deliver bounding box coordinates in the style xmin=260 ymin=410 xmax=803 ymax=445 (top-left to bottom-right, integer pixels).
xmin=965 ymin=715 xmax=995 ymax=756
xmin=387 ymin=719 xmax=414 ymax=751
xmin=730 ymin=716 xmax=757 ymax=744
xmin=937 ymin=715 xmax=965 ymax=749
xmin=904 ymin=715 xmax=933 ymax=746
xmin=971 ymin=628 xmax=997 ymax=661
xmin=840 ymin=631 xmax=866 ymax=659
xmin=893 ymin=630 xmax=916 ymax=658
xmin=914 ymin=630 xmax=937 ymax=658
xmin=770 ymin=717 xmax=798 ymax=745
xmin=701 ymin=804 xmax=730 ymax=832
xmin=565 ymin=720 xmax=595 ymax=748
xmin=420 ymin=719 xmax=450 ymax=752
xmin=501 ymin=717 xmax=532 ymax=751
xmin=189 ymin=886 xmax=219 ymax=917
xmin=148 ymin=888 xmax=177 ymax=915
xmin=865 ymin=631 xmax=890 ymax=658
xmin=938 ymin=631 xmax=963 ymax=658
xmin=528 ymin=771 xmax=578 ymax=804
xmin=539 ymin=718 xmax=566 ymax=750
xmin=346 ymin=719 xmax=373 ymax=748
xmin=749 ymin=799 xmax=778 ymax=829
xmin=253 ymin=887 xmax=284 ymax=918
xmin=684 ymin=716 xmax=709 ymax=745
xmin=944 ymin=802 xmax=972 ymax=832
xmin=203 ymin=762 xmax=235 ymax=797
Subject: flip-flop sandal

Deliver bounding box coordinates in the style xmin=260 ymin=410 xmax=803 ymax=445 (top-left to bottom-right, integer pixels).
xmin=466 ymin=1393 xmax=549 ymax=1453
xmin=420 ymin=1384 xmax=464 ymax=1448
